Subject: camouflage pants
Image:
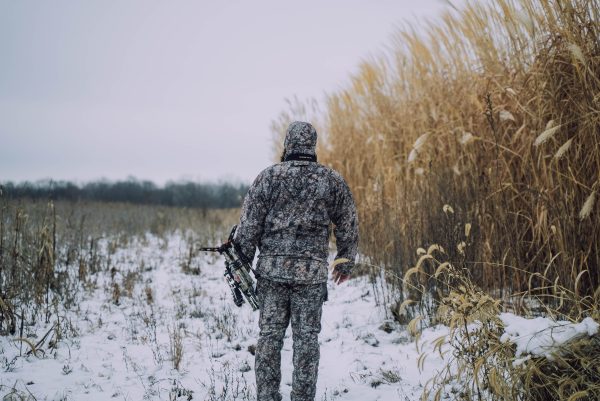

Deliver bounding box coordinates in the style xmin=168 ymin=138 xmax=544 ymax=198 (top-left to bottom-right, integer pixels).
xmin=255 ymin=278 xmax=327 ymax=401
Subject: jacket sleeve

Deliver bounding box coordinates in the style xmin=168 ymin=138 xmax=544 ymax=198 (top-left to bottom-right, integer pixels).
xmin=234 ymin=170 xmax=270 ymax=263
xmin=331 ymin=176 xmax=359 ymax=275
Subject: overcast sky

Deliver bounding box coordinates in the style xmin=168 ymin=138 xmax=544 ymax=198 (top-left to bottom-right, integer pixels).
xmin=1 ymin=0 xmax=455 ymax=185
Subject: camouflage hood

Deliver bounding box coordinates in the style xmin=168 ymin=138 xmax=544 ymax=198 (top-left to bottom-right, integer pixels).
xmin=283 ymin=121 xmax=317 ymax=158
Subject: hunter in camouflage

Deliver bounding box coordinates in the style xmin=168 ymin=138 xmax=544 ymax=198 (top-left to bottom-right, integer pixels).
xmin=235 ymin=121 xmax=359 ymax=401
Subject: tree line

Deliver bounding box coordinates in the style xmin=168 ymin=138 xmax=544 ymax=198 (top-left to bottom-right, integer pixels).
xmin=0 ymin=178 xmax=249 ymax=209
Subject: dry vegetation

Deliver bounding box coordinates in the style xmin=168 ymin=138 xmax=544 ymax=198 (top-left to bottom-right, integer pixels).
xmin=276 ymin=0 xmax=600 ymax=298
xmin=0 ymin=197 xmax=237 ymax=337
xmin=399 ymin=240 xmax=600 ymax=400
xmin=273 ymin=0 xmax=599 ymax=399
xmin=0 ymin=197 xmax=245 ymax=399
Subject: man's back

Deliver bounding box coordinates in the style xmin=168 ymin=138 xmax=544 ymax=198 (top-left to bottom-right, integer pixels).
xmin=236 ymin=158 xmax=358 ymax=283
xmin=234 ymin=121 xmax=358 ymax=401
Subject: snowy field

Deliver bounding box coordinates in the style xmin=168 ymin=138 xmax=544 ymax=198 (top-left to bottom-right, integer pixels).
xmin=0 ymin=232 xmax=450 ymax=401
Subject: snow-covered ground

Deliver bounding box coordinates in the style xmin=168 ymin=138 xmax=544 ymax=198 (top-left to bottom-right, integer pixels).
xmin=3 ymin=232 xmax=599 ymax=400
xmin=0 ymin=233 xmax=449 ymax=401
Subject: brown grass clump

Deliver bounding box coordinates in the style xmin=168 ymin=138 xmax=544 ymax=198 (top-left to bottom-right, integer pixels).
xmin=416 ymin=244 xmax=600 ymax=401
xmin=395 ymin=222 xmax=600 ymax=400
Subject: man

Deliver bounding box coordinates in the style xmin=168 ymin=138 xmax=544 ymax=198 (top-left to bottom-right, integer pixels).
xmin=234 ymin=121 xmax=359 ymax=401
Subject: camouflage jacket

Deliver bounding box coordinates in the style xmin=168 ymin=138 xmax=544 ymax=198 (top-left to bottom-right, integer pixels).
xmin=235 ymin=121 xmax=359 ymax=284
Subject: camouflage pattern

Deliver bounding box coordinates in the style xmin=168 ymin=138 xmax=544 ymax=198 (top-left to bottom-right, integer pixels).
xmin=235 ymin=121 xmax=359 ymax=283
xmin=235 ymin=121 xmax=359 ymax=401
xmin=282 ymin=120 xmax=318 ymax=159
xmin=255 ymin=278 xmax=327 ymax=401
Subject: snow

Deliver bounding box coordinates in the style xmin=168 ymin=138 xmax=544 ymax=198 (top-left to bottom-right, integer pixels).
xmin=4 ymin=232 xmax=598 ymax=400
xmin=0 ymin=232 xmax=450 ymax=401
xmin=499 ymin=312 xmax=599 ymax=362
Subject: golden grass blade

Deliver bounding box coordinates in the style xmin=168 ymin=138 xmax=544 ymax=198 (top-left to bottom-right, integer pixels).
xmin=534 ymin=120 xmax=560 ymax=146
xmin=553 ymin=138 xmax=573 ymax=160
xmin=416 ymin=254 xmax=434 ymax=269
xmin=413 ymin=133 xmax=430 ymax=151
xmin=567 ymin=391 xmax=589 ymax=401
xmin=574 ymin=270 xmax=588 ymax=296
xmin=418 ymin=352 xmax=428 ymax=372
xmin=404 ymin=266 xmax=421 ymax=283
xmin=13 ymin=337 xmax=38 ymax=357
xmin=473 ymin=357 xmax=485 ymax=388
xmin=432 ymin=335 xmax=446 ymax=356
xmin=408 ymin=315 xmax=423 ymax=336
xmin=329 ymin=258 xmax=351 ymax=272
xmin=398 ymin=299 xmax=416 ymax=315
xmin=578 ymin=191 xmax=596 ymax=220
xmin=427 ymin=244 xmax=445 ymax=255
xmin=434 ymin=262 xmax=451 ymax=278
xmin=408 ymin=148 xmax=419 ymax=163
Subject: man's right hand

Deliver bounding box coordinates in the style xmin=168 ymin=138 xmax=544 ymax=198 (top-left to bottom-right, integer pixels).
xmin=332 ymin=268 xmax=351 ymax=285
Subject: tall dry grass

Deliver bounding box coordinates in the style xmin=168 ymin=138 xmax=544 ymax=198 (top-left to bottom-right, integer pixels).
xmin=271 ymin=2 xmax=600 ymax=398
xmin=274 ymin=0 xmax=599 ymax=301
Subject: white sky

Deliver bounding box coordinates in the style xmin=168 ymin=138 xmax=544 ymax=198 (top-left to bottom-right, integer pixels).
xmin=0 ymin=0 xmax=455 ymax=185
